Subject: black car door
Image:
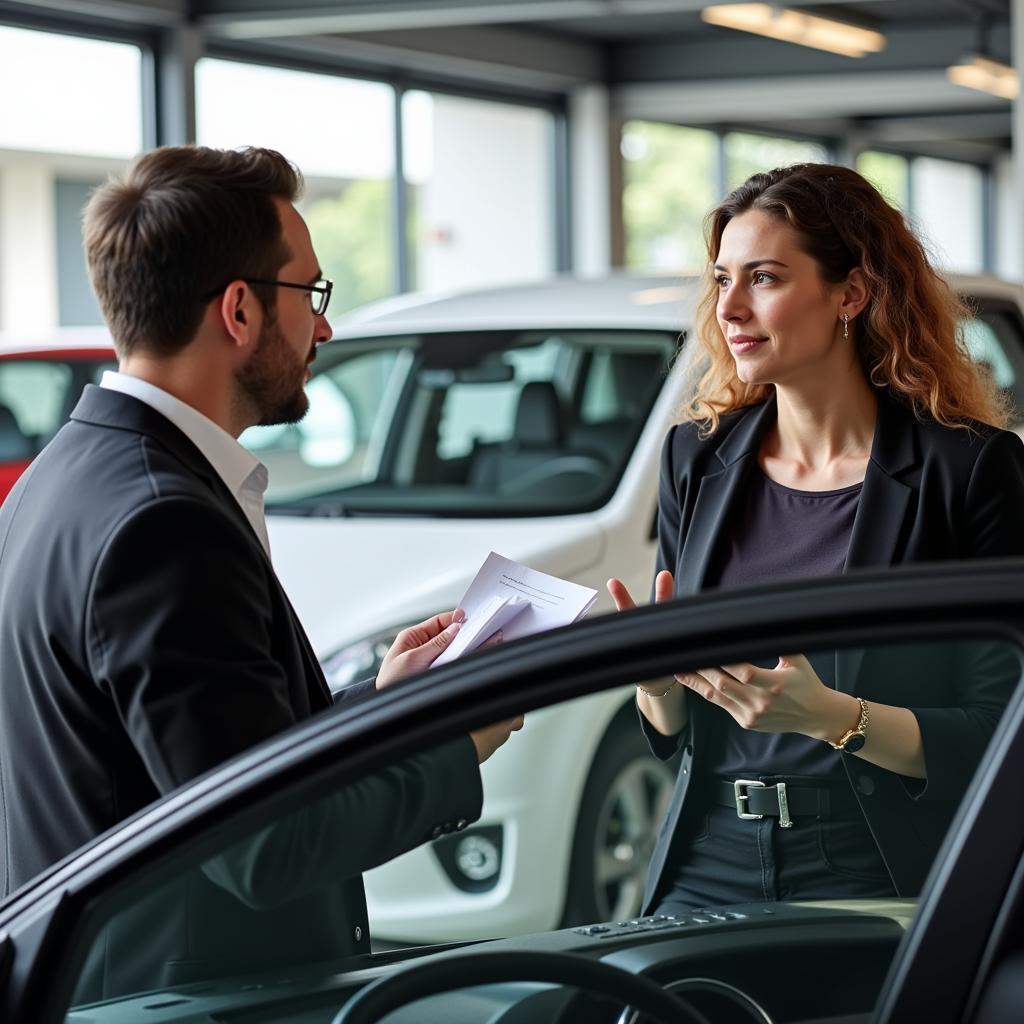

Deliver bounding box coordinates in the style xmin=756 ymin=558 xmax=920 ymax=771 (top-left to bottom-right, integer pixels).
xmin=2 ymin=561 xmax=1024 ymax=1024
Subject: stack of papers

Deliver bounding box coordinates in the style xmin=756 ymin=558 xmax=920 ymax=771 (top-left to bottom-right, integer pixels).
xmin=432 ymin=552 xmax=599 ymax=667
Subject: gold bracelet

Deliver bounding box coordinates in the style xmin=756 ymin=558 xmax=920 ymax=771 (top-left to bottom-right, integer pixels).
xmin=636 ymin=681 xmax=676 ymax=698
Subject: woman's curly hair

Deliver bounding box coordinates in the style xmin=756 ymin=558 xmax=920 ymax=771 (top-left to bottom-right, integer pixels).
xmin=684 ymin=163 xmax=1008 ymax=434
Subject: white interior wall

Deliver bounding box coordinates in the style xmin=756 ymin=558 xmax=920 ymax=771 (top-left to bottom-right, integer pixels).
xmin=0 ymin=154 xmax=58 ymax=336
xmin=994 ymin=154 xmax=1022 ymax=282
xmin=909 ymin=158 xmax=984 ymax=274
xmin=417 ymin=94 xmax=553 ymax=293
xmin=569 ymin=84 xmax=611 ymax=277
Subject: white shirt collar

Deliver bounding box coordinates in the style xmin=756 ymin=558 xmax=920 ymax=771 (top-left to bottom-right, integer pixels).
xmin=99 ymin=371 xmax=265 ymax=500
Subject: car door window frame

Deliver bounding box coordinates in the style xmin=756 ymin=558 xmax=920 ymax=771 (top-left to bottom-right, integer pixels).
xmin=5 ymin=563 xmax=1024 ymax=1022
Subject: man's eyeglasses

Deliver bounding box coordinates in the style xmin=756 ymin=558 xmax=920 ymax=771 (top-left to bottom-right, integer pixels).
xmin=204 ymin=278 xmax=333 ymax=317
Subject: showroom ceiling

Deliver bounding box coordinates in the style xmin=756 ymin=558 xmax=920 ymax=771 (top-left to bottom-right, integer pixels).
xmin=0 ymin=0 xmax=1014 ymax=161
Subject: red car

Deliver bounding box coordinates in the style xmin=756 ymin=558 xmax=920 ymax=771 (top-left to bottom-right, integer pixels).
xmin=0 ymin=339 xmax=116 ymax=501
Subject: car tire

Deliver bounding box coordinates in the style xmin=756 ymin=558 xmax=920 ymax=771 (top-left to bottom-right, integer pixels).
xmin=561 ymin=713 xmax=676 ymax=926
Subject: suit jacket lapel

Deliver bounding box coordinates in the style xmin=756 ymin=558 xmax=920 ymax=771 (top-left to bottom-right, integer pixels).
xmin=838 ymin=391 xmax=919 ymax=691
xmin=72 ymin=384 xmax=264 ymax=548
xmin=677 ymin=398 xmax=777 ymax=595
xmin=71 ymin=385 xmax=332 ymax=704
xmin=845 ymin=392 xmax=917 ymax=573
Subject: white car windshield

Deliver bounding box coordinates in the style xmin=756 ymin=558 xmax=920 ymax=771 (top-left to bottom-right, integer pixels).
xmin=241 ymin=329 xmax=679 ymax=515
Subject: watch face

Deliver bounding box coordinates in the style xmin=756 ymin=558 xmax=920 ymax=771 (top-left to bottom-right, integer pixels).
xmin=843 ymin=732 xmax=867 ymax=753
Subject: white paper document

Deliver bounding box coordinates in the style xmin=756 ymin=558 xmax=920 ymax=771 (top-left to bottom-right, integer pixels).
xmin=433 ymin=552 xmax=599 ymax=667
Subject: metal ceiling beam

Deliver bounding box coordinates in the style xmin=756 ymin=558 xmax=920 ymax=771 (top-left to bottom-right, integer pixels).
xmin=214 ymin=25 xmax=604 ymax=91
xmin=0 ymin=0 xmax=184 ymax=26
xmin=866 ymin=112 xmax=1010 ymax=145
xmin=615 ymin=70 xmax=1004 ymax=124
xmin=612 ymin=21 xmax=1010 ymax=83
xmin=197 ymin=0 xmax=895 ymax=41
xmin=200 ymin=0 xmax=680 ymax=39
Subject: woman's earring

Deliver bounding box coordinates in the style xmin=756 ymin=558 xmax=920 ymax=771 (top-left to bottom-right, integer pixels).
xmin=841 ymin=313 xmax=850 ymax=340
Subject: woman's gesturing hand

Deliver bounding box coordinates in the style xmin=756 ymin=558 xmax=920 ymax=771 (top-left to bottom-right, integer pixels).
xmin=679 ymin=654 xmax=851 ymax=739
xmin=606 ymin=571 xmax=690 ymax=737
xmin=606 ymin=569 xmax=674 ymax=612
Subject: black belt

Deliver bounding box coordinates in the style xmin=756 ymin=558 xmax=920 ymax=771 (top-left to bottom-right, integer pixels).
xmin=715 ymin=779 xmax=861 ymax=829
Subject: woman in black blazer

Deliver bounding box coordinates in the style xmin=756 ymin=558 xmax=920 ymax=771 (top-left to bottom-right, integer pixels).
xmin=608 ymin=163 xmax=1024 ymax=915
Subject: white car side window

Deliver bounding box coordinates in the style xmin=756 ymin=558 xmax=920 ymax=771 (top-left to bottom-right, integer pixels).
xmin=436 ymin=338 xmax=564 ymax=459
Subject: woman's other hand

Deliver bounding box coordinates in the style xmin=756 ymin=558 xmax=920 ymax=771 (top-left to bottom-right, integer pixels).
xmin=681 ymin=654 xmax=851 ymax=738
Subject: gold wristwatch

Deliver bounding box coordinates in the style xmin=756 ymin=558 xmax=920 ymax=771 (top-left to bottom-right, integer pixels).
xmin=828 ymin=697 xmax=869 ymax=753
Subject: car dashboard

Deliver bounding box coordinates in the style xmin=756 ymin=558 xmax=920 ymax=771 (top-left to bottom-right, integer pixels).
xmin=66 ymin=900 xmax=915 ymax=1024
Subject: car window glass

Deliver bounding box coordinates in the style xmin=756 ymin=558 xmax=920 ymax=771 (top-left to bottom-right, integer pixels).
xmin=580 ymin=348 xmax=667 ymax=425
xmin=241 ymin=347 xmax=406 ymax=501
xmin=963 ymin=318 xmax=1015 ymax=389
xmin=0 ymin=361 xmax=72 ymax=447
xmin=436 ymin=337 xmax=563 ymax=459
xmin=256 ymin=330 xmax=677 ymax=516
xmin=962 ymin=306 xmax=1024 ymax=420
xmin=59 ymin=630 xmax=1023 ymax=1023
xmin=580 ymin=349 xmax=618 ymax=422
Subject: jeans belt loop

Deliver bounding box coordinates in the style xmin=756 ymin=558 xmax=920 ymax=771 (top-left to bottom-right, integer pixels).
xmin=734 ymin=779 xmax=794 ymax=829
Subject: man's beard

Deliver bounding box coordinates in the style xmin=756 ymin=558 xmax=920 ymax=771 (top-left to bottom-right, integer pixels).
xmin=235 ymin=317 xmax=310 ymax=427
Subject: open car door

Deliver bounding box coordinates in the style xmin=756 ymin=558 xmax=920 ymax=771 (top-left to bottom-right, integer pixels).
xmin=2 ymin=561 xmax=1024 ymax=1023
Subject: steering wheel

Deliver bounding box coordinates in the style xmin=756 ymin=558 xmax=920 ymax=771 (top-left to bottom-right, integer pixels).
xmin=330 ymin=949 xmax=703 ymax=1024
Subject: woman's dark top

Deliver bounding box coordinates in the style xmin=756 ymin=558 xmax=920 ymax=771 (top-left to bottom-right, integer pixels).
xmin=707 ymin=469 xmax=862 ymax=780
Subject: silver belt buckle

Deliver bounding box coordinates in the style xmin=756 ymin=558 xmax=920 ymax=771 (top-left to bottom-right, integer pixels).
xmin=734 ymin=779 xmax=765 ymax=820
xmin=734 ymin=779 xmax=793 ymax=828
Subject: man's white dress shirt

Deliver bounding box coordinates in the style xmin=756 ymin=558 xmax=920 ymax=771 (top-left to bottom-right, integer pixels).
xmin=100 ymin=371 xmax=272 ymax=556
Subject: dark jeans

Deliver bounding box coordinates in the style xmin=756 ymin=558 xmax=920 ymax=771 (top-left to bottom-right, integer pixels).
xmin=658 ymin=793 xmax=897 ymax=914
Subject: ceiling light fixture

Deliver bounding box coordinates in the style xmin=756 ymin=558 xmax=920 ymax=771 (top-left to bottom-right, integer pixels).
xmin=946 ymin=9 xmax=1017 ymax=102
xmin=947 ymin=54 xmax=1018 ymax=100
xmin=701 ymin=4 xmax=886 ymax=59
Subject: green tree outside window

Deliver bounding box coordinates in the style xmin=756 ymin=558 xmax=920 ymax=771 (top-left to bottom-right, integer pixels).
xmin=304 ymin=179 xmax=394 ymax=316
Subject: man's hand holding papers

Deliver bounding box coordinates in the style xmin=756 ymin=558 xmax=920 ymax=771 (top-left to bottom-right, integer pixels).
xmin=433 ymin=552 xmax=599 ymax=668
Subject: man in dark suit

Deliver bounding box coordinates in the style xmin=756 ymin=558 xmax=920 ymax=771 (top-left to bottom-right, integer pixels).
xmin=0 ymin=145 xmax=519 ymax=997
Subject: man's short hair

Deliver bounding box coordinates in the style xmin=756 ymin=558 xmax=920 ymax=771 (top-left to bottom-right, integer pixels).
xmin=84 ymin=145 xmax=302 ymax=358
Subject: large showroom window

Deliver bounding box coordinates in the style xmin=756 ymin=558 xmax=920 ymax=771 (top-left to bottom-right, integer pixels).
xmin=402 ymin=90 xmax=556 ymax=293
xmin=621 ymin=121 xmax=991 ymax=279
xmin=910 ymin=157 xmax=986 ymax=274
xmin=857 ymin=150 xmax=910 ymax=210
xmin=723 ymin=131 xmax=829 ymax=191
xmin=197 ymin=59 xmax=396 ymax=316
xmin=0 ymin=26 xmax=141 ymax=158
xmin=860 ymin=152 xmax=987 ymax=275
xmin=621 ymin=121 xmax=718 ymax=272
xmin=0 ymin=25 xmax=142 ymax=331
xmin=622 ymin=124 xmax=828 ymax=273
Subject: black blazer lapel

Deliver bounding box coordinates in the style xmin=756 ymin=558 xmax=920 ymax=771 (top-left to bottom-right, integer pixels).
xmin=845 ymin=392 xmax=917 ymax=573
xmin=677 ymin=398 xmax=777 ymax=595
xmin=71 ymin=385 xmax=332 ymax=705
xmin=678 ymin=463 xmax=751 ymax=595
xmin=281 ymin=590 xmax=333 ymax=705
xmin=71 ymin=384 xmax=262 ymax=547
xmin=838 ymin=391 xmax=919 ymax=692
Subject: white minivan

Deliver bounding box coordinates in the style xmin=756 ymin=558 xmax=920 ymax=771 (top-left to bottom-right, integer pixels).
xmin=247 ymin=272 xmax=1024 ymax=943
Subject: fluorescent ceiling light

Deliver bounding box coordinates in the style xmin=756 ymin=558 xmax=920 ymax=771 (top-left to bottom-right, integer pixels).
xmin=947 ymin=54 xmax=1018 ymax=101
xmin=702 ymin=4 xmax=886 ymax=59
